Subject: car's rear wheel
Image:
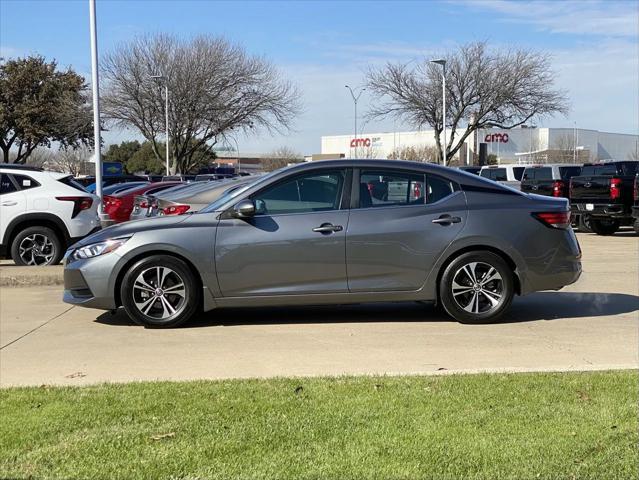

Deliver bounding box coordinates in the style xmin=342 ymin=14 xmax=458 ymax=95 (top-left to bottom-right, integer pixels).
xmin=589 ymin=218 xmax=619 ymax=236
xmin=439 ymin=251 xmax=515 ymax=324
xmin=121 ymin=255 xmax=200 ymax=328
xmin=576 ymin=214 xmax=593 ymax=233
xmin=10 ymin=226 xmax=63 ymax=266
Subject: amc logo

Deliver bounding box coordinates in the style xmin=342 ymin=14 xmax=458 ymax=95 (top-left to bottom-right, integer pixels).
xmin=350 ymin=138 xmax=371 ymax=148
xmin=484 ymin=133 xmax=509 ymax=143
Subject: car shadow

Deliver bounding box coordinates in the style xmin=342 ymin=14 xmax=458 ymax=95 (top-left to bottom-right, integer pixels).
xmin=94 ymin=291 xmax=639 ymax=328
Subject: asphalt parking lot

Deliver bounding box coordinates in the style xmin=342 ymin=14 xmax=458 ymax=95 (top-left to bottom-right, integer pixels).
xmin=0 ymin=231 xmax=637 ymax=386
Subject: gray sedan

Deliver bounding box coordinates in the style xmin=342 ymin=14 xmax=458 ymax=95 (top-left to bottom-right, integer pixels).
xmin=63 ymin=160 xmax=582 ymax=327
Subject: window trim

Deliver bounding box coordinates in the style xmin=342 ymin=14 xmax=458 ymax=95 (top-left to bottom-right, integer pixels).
xmin=248 ymin=167 xmax=352 ymax=217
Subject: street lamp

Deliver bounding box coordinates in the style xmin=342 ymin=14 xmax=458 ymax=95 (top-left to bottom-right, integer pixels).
xmin=345 ymin=85 xmax=365 ymax=158
xmin=430 ymin=59 xmax=447 ymax=165
xmin=88 ymin=0 xmax=103 ymax=216
xmin=150 ymin=74 xmax=170 ymax=175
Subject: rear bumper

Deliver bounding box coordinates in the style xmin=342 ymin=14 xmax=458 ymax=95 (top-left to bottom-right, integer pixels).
xmin=571 ymin=202 xmax=632 ymax=219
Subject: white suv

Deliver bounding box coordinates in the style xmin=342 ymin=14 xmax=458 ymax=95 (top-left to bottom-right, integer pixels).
xmin=479 ymin=165 xmax=526 ymax=190
xmin=0 ymin=165 xmax=100 ymax=266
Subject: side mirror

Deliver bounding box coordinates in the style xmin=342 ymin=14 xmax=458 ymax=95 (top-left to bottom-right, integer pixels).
xmin=233 ymin=199 xmax=256 ymax=218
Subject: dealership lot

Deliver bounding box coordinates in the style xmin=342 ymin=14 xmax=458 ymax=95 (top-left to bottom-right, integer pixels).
xmin=0 ymin=231 xmax=637 ymax=387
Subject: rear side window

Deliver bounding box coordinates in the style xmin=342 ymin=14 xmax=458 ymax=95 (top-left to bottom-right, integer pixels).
xmin=0 ymin=174 xmax=17 ymax=194
xmin=359 ymin=170 xmax=425 ymax=208
xmin=513 ymin=167 xmax=525 ymax=181
xmin=58 ymin=176 xmax=88 ymax=192
xmin=426 ymin=176 xmax=455 ymax=204
xmin=559 ymin=166 xmax=582 ymax=180
xmin=13 ymin=174 xmax=40 ymax=190
xmin=481 ymin=168 xmax=507 ymax=181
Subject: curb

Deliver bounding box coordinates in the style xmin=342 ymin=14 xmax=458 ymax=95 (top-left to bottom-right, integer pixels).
xmin=0 ymin=267 xmax=64 ymax=287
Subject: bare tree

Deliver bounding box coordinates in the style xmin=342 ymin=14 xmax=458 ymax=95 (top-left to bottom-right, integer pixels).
xmin=101 ymin=34 xmax=301 ymax=173
xmin=261 ymin=146 xmax=303 ymax=172
xmin=387 ymin=144 xmax=439 ymax=162
xmin=365 ymin=42 xmax=569 ymax=165
xmin=45 ymin=146 xmax=92 ymax=176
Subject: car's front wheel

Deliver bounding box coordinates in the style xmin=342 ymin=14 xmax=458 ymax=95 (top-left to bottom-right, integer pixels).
xmin=121 ymin=255 xmax=200 ymax=328
xmin=10 ymin=226 xmax=63 ymax=266
xmin=439 ymin=251 xmax=515 ymax=324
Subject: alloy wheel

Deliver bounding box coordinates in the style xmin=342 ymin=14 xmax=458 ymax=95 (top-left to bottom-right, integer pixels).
xmin=132 ymin=266 xmax=187 ymax=320
xmin=18 ymin=234 xmax=56 ymax=266
xmin=451 ymin=261 xmax=504 ymax=315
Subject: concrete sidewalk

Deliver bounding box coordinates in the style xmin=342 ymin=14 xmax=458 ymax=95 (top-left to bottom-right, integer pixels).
xmin=1 ymin=232 xmax=637 ymax=386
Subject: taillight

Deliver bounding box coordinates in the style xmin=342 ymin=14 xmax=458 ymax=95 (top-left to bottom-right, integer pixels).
xmin=56 ymin=196 xmax=93 ymax=218
xmin=413 ymin=182 xmax=422 ymax=199
xmin=139 ymin=200 xmax=149 ymax=209
xmin=552 ymin=180 xmax=566 ymax=198
xmin=610 ymin=177 xmax=622 ymax=200
xmin=532 ymin=211 xmax=571 ymax=229
xmin=162 ymin=204 xmax=190 ymax=215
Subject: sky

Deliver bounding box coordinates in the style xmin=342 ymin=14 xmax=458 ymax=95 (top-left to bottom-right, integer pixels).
xmin=1 ymin=0 xmax=638 ymax=155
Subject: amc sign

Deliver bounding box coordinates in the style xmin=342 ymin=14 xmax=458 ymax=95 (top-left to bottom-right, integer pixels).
xmin=484 ymin=133 xmax=509 ymax=143
xmin=350 ymin=137 xmax=382 ymax=148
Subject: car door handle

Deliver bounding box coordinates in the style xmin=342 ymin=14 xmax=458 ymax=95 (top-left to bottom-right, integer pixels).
xmin=432 ymin=215 xmax=461 ymax=225
xmin=312 ymin=223 xmax=343 ymax=234
xmin=1 ymin=201 xmax=17 ymax=206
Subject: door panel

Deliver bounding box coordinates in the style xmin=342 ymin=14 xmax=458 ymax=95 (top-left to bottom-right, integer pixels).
xmin=0 ymin=174 xmax=26 ymax=242
xmin=215 ymin=211 xmax=349 ymax=296
xmin=346 ymin=192 xmax=467 ymax=292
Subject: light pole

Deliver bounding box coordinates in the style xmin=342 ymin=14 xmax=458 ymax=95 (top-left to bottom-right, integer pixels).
xmin=430 ymin=59 xmax=447 ymax=165
xmin=345 ymin=85 xmax=365 ymax=158
xmin=150 ymin=74 xmax=170 ymax=175
xmin=88 ymin=0 xmax=103 ymax=216
xmin=232 ymin=137 xmax=241 ymax=173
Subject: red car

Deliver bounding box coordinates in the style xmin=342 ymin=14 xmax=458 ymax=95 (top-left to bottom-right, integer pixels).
xmin=103 ymin=182 xmax=183 ymax=223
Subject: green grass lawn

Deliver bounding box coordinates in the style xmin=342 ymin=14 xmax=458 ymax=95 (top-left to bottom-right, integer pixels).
xmin=1 ymin=370 xmax=637 ymax=480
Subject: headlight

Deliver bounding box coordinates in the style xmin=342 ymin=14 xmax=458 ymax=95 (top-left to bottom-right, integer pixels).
xmin=70 ymin=237 xmax=130 ymax=261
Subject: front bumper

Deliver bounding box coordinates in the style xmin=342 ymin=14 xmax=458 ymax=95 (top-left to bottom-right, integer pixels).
xmin=62 ymin=250 xmax=121 ymax=310
xmin=571 ymin=202 xmax=632 ymax=219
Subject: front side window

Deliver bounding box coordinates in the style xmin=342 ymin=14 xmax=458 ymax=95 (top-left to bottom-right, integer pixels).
xmin=252 ymin=169 xmax=346 ymax=215
xmin=0 ymin=174 xmax=17 ymax=194
xmin=359 ymin=170 xmax=425 ymax=208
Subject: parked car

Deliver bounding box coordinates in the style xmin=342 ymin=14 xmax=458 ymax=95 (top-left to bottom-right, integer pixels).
xmin=63 ymin=159 xmax=581 ymax=328
xmin=194 ymin=174 xmax=235 ymax=182
xmin=156 ymin=177 xmax=255 ymax=216
xmin=85 ymin=175 xmax=147 ymax=192
xmin=129 ymin=183 xmax=197 ymax=222
xmin=457 ymin=166 xmax=481 ymax=175
xmin=631 ymin=175 xmax=639 ymax=233
xmin=100 ymin=181 xmax=150 ymax=196
xmin=479 ymin=165 xmax=525 ymax=189
xmin=520 ymin=164 xmax=582 ymax=198
xmin=1 ymin=165 xmax=100 ymax=266
xmin=569 ymin=161 xmax=639 ymax=235
xmin=103 ymin=182 xmax=183 ymax=223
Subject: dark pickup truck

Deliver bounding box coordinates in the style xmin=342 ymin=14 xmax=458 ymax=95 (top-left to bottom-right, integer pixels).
xmin=570 ymin=161 xmax=639 ymax=235
xmin=520 ymin=164 xmax=582 ymax=198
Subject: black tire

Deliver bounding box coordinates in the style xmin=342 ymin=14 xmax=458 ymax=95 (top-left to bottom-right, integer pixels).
xmin=589 ymin=218 xmax=620 ymax=236
xmin=439 ymin=251 xmax=515 ymax=324
xmin=633 ymin=218 xmax=639 ymax=234
xmin=576 ymin=214 xmax=593 ymax=234
xmin=10 ymin=226 xmax=63 ymax=266
xmin=120 ymin=255 xmax=200 ymax=328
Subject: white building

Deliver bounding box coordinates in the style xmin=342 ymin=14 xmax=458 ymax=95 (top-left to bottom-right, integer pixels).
xmin=320 ymin=127 xmax=639 ymax=164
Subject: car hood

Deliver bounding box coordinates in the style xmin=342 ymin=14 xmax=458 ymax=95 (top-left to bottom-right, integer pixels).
xmin=70 ymin=214 xmax=191 ymax=248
